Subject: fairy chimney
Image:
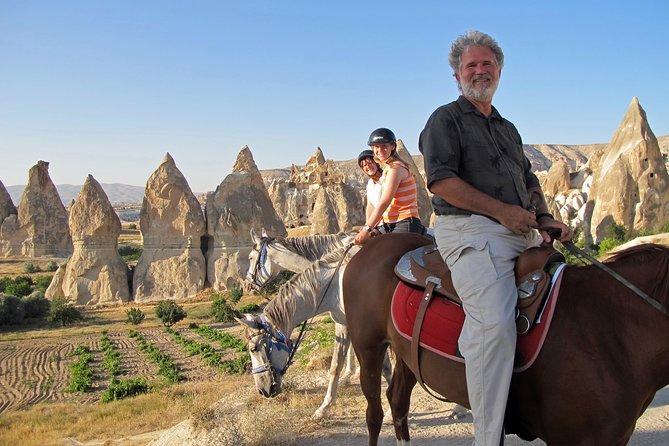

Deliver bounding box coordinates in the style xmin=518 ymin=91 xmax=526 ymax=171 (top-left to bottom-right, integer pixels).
xmin=206 ymin=146 xmax=287 ymax=290
xmin=45 ymin=175 xmax=130 ymax=306
xmin=310 ymin=187 xmax=340 ymax=235
xmin=587 ymin=98 xmax=669 ymax=243
xmin=396 ymin=139 xmax=433 ymax=224
xmin=133 ymin=153 xmax=206 ymax=301
xmin=0 ymin=161 xmax=72 ymax=257
xmin=542 ymin=159 xmax=572 ymax=198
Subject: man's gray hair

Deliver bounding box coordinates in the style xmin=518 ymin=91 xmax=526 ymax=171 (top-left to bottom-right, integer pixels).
xmin=448 ymin=30 xmax=504 ymax=72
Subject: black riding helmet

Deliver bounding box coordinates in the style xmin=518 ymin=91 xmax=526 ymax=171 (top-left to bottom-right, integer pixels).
xmin=357 ymin=149 xmax=375 ymax=166
xmin=367 ymin=128 xmax=396 ymax=146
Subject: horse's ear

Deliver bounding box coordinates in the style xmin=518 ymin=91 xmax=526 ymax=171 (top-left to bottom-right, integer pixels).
xmin=261 ymin=227 xmax=269 ymax=238
xmin=235 ymin=314 xmax=260 ymax=329
xmin=250 ymin=228 xmax=260 ymax=245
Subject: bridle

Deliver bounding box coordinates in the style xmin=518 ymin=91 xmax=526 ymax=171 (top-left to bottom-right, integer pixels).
xmin=249 ymin=314 xmax=293 ymax=379
xmin=249 ymin=236 xmax=274 ymax=289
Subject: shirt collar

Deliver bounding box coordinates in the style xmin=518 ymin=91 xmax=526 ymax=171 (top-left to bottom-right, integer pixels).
xmin=456 ymin=95 xmax=502 ymax=120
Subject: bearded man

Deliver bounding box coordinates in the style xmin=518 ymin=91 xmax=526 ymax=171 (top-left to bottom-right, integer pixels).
xmin=419 ymin=30 xmax=572 ymax=445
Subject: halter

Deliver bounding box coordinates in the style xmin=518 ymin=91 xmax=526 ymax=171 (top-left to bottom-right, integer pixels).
xmin=249 ymin=314 xmax=294 ymax=377
xmin=250 ymin=237 xmax=274 ymax=288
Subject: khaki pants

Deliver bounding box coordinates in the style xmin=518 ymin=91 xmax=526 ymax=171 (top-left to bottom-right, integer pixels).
xmin=434 ymin=214 xmax=542 ymax=446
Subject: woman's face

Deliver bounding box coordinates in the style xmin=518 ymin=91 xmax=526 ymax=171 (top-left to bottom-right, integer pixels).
xmin=360 ymin=157 xmax=379 ymax=177
xmin=371 ymin=143 xmax=393 ymax=162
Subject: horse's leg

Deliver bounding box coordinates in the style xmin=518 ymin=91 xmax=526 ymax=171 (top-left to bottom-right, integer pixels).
xmin=386 ymin=358 xmax=416 ymax=445
xmin=358 ymin=344 xmax=388 ymax=446
xmin=312 ymin=322 xmax=349 ymax=420
xmin=381 ymin=348 xmax=395 ymax=424
xmin=340 ymin=328 xmax=358 ymax=385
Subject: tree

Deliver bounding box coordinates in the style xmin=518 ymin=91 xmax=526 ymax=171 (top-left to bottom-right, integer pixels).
xmin=155 ymin=300 xmax=186 ymax=327
xmin=48 ymin=297 xmax=83 ymax=326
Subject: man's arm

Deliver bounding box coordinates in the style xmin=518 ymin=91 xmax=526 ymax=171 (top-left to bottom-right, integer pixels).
xmin=429 ymin=176 xmax=538 ymax=235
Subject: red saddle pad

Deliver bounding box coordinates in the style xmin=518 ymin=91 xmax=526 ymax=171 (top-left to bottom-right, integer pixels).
xmin=391 ymin=266 xmax=564 ymax=372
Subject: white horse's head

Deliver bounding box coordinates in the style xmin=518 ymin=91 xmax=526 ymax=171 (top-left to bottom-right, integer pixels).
xmin=236 ymin=313 xmax=292 ymax=397
xmin=246 ymin=228 xmax=311 ymax=291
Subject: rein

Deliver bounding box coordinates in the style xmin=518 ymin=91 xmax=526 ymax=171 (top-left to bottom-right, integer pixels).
xmin=275 ymin=243 xmax=355 ymax=376
xmin=251 ymin=237 xmax=279 ymax=296
xmin=559 ymin=238 xmax=669 ymax=316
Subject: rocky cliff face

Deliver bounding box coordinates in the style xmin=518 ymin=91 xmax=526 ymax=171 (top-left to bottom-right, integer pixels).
xmin=133 ymin=153 xmax=207 ymax=302
xmin=46 ymin=175 xmax=130 ymax=306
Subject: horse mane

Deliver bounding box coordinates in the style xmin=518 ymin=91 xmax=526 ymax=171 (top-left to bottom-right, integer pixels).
xmin=263 ymin=244 xmax=351 ymax=334
xmin=273 ymin=232 xmax=355 ymax=261
xmin=603 ymin=243 xmax=669 ymax=306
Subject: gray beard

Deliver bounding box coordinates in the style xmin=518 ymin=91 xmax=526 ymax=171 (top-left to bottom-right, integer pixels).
xmin=460 ymin=78 xmax=498 ymax=102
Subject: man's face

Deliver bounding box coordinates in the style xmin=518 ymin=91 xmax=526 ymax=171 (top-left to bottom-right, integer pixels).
xmin=455 ymin=45 xmax=500 ymax=103
xmin=359 ymin=157 xmax=379 ymax=177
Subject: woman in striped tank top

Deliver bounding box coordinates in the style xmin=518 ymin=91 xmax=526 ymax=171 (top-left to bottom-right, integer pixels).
xmin=355 ymin=128 xmax=427 ymax=245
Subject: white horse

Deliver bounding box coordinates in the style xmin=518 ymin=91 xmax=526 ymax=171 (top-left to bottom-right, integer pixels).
xmin=239 ymin=245 xmax=390 ymax=421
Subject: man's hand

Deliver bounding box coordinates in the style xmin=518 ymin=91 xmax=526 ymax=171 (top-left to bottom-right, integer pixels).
xmin=496 ymin=204 xmax=538 ymax=235
xmin=534 ymin=216 xmax=573 ymax=243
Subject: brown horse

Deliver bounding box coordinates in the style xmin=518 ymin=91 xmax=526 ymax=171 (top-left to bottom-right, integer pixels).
xmin=343 ymin=232 xmax=669 ymax=446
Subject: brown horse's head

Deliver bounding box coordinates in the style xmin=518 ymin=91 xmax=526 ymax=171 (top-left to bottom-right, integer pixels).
xmin=236 ymin=313 xmax=292 ymax=397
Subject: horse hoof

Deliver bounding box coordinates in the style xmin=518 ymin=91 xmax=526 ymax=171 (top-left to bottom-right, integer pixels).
xmin=312 ymin=409 xmax=327 ymax=421
xmin=447 ymin=406 xmax=470 ymax=420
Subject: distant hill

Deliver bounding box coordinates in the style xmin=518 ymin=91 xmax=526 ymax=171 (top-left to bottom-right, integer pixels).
xmin=6 ymin=183 xmax=147 ymax=206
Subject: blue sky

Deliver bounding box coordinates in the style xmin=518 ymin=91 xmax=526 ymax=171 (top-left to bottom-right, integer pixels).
xmin=1 ymin=0 xmax=667 ymax=193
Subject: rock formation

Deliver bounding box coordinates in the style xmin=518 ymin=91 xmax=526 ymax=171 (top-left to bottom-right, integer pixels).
xmin=133 ymin=153 xmax=206 ymax=301
xmin=310 ymin=187 xmax=339 ymax=235
xmin=396 ymin=139 xmax=433 ymax=224
xmin=0 ymin=180 xmax=17 ymax=225
xmin=586 ymin=97 xmax=669 ymax=243
xmin=45 ymin=175 xmax=130 ymax=306
xmin=265 ymin=147 xmax=364 ymax=232
xmin=0 ymin=161 xmax=72 ymax=257
xmin=206 ymin=146 xmax=286 ymax=290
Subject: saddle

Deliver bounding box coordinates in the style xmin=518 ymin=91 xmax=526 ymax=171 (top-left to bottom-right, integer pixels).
xmin=394 ymin=243 xmax=565 ymax=401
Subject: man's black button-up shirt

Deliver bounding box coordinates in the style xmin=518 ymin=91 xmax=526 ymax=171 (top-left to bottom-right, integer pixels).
xmin=419 ymin=95 xmax=540 ymax=216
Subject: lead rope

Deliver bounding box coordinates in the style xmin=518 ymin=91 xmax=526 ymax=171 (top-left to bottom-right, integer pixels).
xmin=281 ymin=243 xmax=355 ymax=374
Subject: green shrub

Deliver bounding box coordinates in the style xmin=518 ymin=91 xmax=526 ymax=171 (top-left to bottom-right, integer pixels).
xmin=102 ymin=377 xmax=149 ymax=403
xmin=227 ymin=286 xmax=243 ymax=304
xmin=128 ymin=223 xmax=138 ymax=230
xmin=118 ymin=245 xmax=143 ymax=262
xmin=663 ymin=221 xmax=669 ymax=233
xmin=210 ymin=293 xmax=239 ymax=323
xmin=23 ymin=262 xmax=40 ymax=274
xmin=238 ymin=303 xmax=260 ymax=313
xmin=0 ymin=277 xmax=12 ymax=293
xmin=0 ymin=294 xmax=26 ymax=325
xmin=155 ymin=300 xmax=186 ymax=327
xmin=5 ymin=280 xmax=32 ymax=298
xmin=22 ymin=292 xmax=51 ymax=319
xmin=45 ymin=261 xmax=59 ymax=272
xmin=48 ymin=297 xmax=83 ymax=326
xmin=33 ymin=275 xmax=53 ymax=293
xmin=67 ymin=347 xmax=94 ymax=393
xmin=126 ymin=307 xmax=145 ymax=325
xmin=259 ymin=270 xmax=294 ymax=298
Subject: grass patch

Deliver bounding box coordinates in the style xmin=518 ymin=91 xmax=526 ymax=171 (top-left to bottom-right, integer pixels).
xmin=0 ymin=381 xmax=240 ymax=446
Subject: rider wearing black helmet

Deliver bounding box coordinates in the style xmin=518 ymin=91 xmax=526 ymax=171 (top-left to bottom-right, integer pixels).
xmin=355 ymin=128 xmax=426 ymax=245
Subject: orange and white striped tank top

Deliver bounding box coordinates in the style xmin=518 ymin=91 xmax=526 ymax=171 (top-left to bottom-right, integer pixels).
xmin=381 ymin=161 xmax=419 ymax=224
